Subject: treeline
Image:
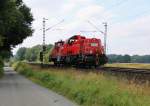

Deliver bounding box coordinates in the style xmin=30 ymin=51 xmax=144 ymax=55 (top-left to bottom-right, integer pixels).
xmin=16 ymin=45 xmax=150 ymax=63
xmin=15 ymin=44 xmax=53 ymax=63
xmin=108 ymin=54 xmax=150 ymax=63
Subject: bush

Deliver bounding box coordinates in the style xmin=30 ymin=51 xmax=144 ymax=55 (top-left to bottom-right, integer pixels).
xmin=13 ymin=62 xmax=33 ymax=77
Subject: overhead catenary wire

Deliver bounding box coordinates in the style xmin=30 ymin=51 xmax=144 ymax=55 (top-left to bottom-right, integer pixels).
xmin=46 ymin=19 xmax=64 ymax=31
xmin=80 ymin=30 xmax=99 ymax=38
xmin=87 ymin=21 xmax=104 ymax=34
xmin=107 ymin=0 xmax=150 ymax=22
xmin=107 ymin=0 xmax=129 ymax=10
xmin=87 ymin=20 xmax=107 ymax=54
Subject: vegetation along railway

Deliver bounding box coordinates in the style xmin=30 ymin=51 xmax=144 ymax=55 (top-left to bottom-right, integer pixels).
xmin=28 ymin=62 xmax=150 ymax=84
xmin=24 ymin=35 xmax=150 ymax=85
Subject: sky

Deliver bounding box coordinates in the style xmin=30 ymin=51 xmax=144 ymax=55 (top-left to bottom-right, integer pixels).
xmin=13 ymin=0 xmax=150 ymax=55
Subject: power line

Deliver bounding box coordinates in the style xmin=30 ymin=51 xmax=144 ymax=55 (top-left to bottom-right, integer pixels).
xmin=86 ymin=0 xmax=129 ymax=28
xmin=87 ymin=20 xmax=108 ymax=54
xmin=107 ymin=0 xmax=150 ymax=20
xmin=107 ymin=0 xmax=129 ymax=10
xmin=46 ymin=19 xmax=64 ymax=31
xmin=41 ymin=18 xmax=64 ymax=65
xmin=80 ymin=30 xmax=99 ymax=38
xmin=103 ymin=22 xmax=107 ymax=54
xmin=87 ymin=21 xmax=104 ymax=34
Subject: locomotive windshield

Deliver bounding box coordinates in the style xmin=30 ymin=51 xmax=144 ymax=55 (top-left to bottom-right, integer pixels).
xmin=67 ymin=35 xmax=85 ymax=45
xmin=67 ymin=36 xmax=77 ymax=44
xmin=55 ymin=41 xmax=64 ymax=47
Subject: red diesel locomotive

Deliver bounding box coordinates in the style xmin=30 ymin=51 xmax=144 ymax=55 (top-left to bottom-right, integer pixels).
xmin=49 ymin=35 xmax=107 ymax=67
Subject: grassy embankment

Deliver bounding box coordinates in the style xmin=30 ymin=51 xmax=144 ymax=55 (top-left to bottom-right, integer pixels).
xmin=105 ymin=63 xmax=150 ymax=69
xmin=13 ymin=62 xmax=150 ymax=106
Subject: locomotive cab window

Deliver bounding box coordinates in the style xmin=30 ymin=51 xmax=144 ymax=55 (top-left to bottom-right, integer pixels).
xmin=68 ymin=38 xmax=76 ymax=45
xmin=55 ymin=41 xmax=64 ymax=48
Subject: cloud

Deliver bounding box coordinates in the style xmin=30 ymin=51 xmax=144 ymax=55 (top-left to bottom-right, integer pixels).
xmin=108 ymin=15 xmax=150 ymax=55
xmin=76 ymin=5 xmax=104 ymax=19
xmin=109 ymin=15 xmax=150 ymax=38
xmin=12 ymin=0 xmax=114 ymax=54
xmin=61 ymin=2 xmax=113 ymax=36
xmin=12 ymin=0 xmax=150 ymax=55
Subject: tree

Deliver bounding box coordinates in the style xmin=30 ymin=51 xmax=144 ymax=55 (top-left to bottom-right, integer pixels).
xmin=15 ymin=44 xmax=53 ymax=63
xmin=16 ymin=47 xmax=27 ymax=60
xmin=107 ymin=54 xmax=150 ymax=63
xmin=123 ymin=55 xmax=131 ymax=63
xmin=25 ymin=48 xmax=32 ymax=61
xmin=0 ymin=0 xmax=33 ymax=57
xmin=131 ymin=55 xmax=150 ymax=63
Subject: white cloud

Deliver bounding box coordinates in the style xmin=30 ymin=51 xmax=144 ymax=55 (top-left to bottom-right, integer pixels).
xmin=109 ymin=15 xmax=150 ymax=38
xmin=108 ymin=15 xmax=150 ymax=55
xmin=62 ymin=2 xmax=113 ymax=36
xmin=76 ymin=5 xmax=104 ymax=19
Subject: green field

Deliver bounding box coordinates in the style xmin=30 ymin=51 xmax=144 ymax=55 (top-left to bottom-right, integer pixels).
xmin=105 ymin=63 xmax=150 ymax=69
xmin=13 ymin=62 xmax=150 ymax=106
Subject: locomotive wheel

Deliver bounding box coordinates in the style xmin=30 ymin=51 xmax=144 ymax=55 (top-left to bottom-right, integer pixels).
xmin=96 ymin=58 xmax=99 ymax=65
xmin=54 ymin=60 xmax=59 ymax=66
xmin=54 ymin=61 xmax=57 ymax=66
xmin=95 ymin=54 xmax=99 ymax=67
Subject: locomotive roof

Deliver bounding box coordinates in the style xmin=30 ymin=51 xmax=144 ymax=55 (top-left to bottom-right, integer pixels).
xmin=69 ymin=35 xmax=86 ymax=39
xmin=55 ymin=40 xmax=64 ymax=43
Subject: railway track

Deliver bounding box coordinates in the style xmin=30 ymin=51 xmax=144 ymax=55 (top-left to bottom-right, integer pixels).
xmin=99 ymin=67 xmax=150 ymax=74
xmin=28 ymin=62 xmax=150 ymax=74
xmin=98 ymin=67 xmax=150 ymax=84
xmin=28 ymin=62 xmax=150 ymax=84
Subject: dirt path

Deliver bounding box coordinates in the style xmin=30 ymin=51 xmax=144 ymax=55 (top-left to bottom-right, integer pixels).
xmin=0 ymin=67 xmax=77 ymax=106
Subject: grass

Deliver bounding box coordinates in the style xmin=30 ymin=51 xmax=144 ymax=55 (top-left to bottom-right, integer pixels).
xmin=105 ymin=63 xmax=150 ymax=69
xmin=13 ymin=62 xmax=150 ymax=106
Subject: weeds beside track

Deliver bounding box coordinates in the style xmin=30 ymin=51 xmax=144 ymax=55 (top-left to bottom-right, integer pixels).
xmin=28 ymin=62 xmax=150 ymax=84
xmin=13 ymin=62 xmax=150 ymax=106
